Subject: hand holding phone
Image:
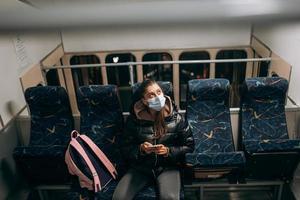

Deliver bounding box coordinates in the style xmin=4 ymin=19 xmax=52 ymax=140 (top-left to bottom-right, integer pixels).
xmin=147 ymin=145 xmax=162 ymax=151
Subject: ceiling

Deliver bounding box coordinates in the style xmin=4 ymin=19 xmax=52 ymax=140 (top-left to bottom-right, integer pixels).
xmin=0 ymin=0 xmax=300 ymax=30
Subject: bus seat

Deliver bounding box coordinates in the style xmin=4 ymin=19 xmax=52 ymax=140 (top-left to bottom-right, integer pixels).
xmin=13 ymin=86 xmax=74 ymax=184
xmin=239 ymin=77 xmax=300 ymax=180
xmin=76 ymin=85 xmax=125 ymax=175
xmin=185 ymin=79 xmax=246 ymax=181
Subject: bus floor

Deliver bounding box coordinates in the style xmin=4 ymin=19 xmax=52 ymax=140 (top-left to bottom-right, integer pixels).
xmin=10 ymin=179 xmax=298 ymax=200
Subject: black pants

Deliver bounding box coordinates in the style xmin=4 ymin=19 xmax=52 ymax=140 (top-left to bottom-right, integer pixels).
xmin=112 ymin=168 xmax=181 ymax=200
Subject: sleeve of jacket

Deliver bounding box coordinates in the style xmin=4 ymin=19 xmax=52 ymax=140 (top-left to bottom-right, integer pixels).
xmin=168 ymin=114 xmax=195 ymax=162
xmin=120 ymin=116 xmax=143 ymax=162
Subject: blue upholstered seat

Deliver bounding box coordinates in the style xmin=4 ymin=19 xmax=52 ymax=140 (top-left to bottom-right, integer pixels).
xmin=185 ymin=79 xmax=245 ymax=176
xmin=239 ymin=77 xmax=300 ymax=180
xmin=77 ymin=85 xmax=124 ymax=173
xmin=13 ymin=86 xmax=74 ymax=184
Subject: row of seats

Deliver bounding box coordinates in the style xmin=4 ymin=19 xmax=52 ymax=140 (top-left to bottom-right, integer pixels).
xmin=13 ymin=77 xmax=300 ymax=199
xmin=185 ymin=77 xmax=300 ymax=182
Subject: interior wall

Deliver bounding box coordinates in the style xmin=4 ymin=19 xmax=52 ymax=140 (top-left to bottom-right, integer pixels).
xmin=0 ymin=31 xmax=61 ymax=127
xmin=0 ymin=31 xmax=61 ymax=199
xmin=62 ymin=23 xmax=251 ymax=52
xmin=253 ymin=22 xmax=300 ymax=105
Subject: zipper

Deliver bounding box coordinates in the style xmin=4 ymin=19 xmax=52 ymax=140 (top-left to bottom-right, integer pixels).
xmin=152 ymin=169 xmax=156 ymax=179
xmin=154 ymin=131 xmax=158 ymax=167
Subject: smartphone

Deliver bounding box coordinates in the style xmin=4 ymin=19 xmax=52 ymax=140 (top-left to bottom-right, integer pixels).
xmin=147 ymin=145 xmax=161 ymax=151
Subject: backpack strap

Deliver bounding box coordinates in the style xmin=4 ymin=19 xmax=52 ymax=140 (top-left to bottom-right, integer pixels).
xmin=79 ymin=135 xmax=118 ymax=179
xmin=70 ymin=138 xmax=101 ymax=192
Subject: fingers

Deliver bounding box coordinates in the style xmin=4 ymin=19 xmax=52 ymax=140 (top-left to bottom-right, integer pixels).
xmin=155 ymin=144 xmax=164 ymax=148
xmin=143 ymin=142 xmax=153 ymax=147
xmin=154 ymin=147 xmax=167 ymax=154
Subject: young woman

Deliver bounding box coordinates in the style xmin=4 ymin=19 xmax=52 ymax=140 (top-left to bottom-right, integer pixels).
xmin=113 ymin=80 xmax=195 ymax=200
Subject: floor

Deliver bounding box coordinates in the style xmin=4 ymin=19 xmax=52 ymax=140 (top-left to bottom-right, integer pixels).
xmin=13 ymin=180 xmax=298 ymax=200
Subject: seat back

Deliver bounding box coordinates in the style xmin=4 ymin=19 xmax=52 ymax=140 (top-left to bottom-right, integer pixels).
xmin=240 ymin=77 xmax=289 ymax=142
xmin=76 ymin=85 xmax=124 ymax=169
xmin=25 ymin=86 xmax=74 ymax=146
xmin=186 ymin=79 xmax=235 ymax=153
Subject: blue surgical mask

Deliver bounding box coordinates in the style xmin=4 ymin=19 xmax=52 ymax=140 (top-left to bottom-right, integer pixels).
xmin=147 ymin=94 xmax=166 ymax=111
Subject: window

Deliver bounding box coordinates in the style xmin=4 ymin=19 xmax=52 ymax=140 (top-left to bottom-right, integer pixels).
xmin=258 ymin=59 xmax=270 ymax=77
xmin=179 ymin=51 xmax=210 ymax=109
xmin=106 ymin=53 xmax=137 ymax=112
xmin=142 ymin=53 xmax=173 ymax=82
xmin=70 ymin=55 xmax=101 ymax=91
xmin=215 ymin=50 xmax=247 ymax=107
xmin=46 ymin=69 xmax=60 ymax=86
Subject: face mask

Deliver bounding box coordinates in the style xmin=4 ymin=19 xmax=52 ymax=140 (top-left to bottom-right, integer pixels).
xmin=147 ymin=94 xmax=166 ymax=111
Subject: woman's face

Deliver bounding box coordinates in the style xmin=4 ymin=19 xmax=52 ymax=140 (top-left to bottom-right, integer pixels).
xmin=143 ymin=83 xmax=164 ymax=101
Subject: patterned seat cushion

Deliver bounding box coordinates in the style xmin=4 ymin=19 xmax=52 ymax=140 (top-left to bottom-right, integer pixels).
xmin=187 ymin=79 xmax=234 ymax=153
xmin=240 ymin=77 xmax=300 ymax=180
xmin=14 ymin=145 xmax=70 ymax=184
xmin=186 ymin=79 xmax=245 ymax=168
xmin=77 ymin=85 xmax=125 ymax=174
xmin=243 ymin=139 xmax=300 ymax=153
xmin=25 ymin=86 xmax=74 ymax=146
xmin=186 ymin=152 xmax=246 ymax=167
xmin=241 ymin=77 xmax=291 ymax=152
xmin=14 ymin=145 xmax=66 ymax=157
xmin=14 ymin=86 xmax=74 ymax=184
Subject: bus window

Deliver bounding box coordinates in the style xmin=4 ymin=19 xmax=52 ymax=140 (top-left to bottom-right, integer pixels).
xmin=105 ymin=53 xmax=137 ymax=112
xmin=70 ymin=55 xmax=101 ymax=91
xmin=179 ymin=51 xmax=210 ymax=109
xmin=258 ymin=60 xmax=270 ymax=77
xmin=215 ymin=50 xmax=247 ymax=107
xmin=142 ymin=53 xmax=173 ymax=82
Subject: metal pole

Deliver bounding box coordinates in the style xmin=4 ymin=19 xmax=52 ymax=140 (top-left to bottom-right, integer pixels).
xmin=42 ymin=58 xmax=272 ymax=70
xmin=129 ymin=64 xmax=134 ymax=86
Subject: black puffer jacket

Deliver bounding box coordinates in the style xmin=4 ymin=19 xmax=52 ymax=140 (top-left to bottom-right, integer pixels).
xmin=121 ymin=97 xmax=195 ymax=175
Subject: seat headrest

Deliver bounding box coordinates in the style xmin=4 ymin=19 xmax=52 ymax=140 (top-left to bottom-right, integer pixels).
xmin=77 ymin=85 xmax=119 ymax=111
xmin=131 ymin=81 xmax=173 ymax=104
xmin=243 ymin=77 xmax=288 ymax=100
xmin=25 ymin=86 xmax=70 ymax=115
xmin=188 ymin=79 xmax=230 ymax=101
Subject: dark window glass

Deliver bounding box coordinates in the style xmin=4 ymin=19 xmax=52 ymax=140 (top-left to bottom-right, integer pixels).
xmin=106 ymin=53 xmax=136 ymax=86
xmin=258 ymin=60 xmax=270 ymax=77
xmin=142 ymin=53 xmax=173 ymax=82
xmin=216 ymin=50 xmax=247 ymax=107
xmin=46 ymin=69 xmax=60 ymax=86
xmin=106 ymin=53 xmax=137 ymax=112
xmin=70 ymin=55 xmax=101 ymax=91
xmin=179 ymin=51 xmax=210 ymax=109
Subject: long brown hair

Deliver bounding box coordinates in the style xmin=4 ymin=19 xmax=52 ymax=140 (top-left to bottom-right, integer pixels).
xmin=139 ymin=80 xmax=167 ymax=138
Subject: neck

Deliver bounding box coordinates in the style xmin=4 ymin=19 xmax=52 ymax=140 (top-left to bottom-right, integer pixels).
xmin=149 ymin=108 xmax=158 ymax=118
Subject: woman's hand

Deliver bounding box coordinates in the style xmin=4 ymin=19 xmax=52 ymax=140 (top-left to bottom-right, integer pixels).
xmin=140 ymin=142 xmax=155 ymax=154
xmin=153 ymin=144 xmax=169 ymax=157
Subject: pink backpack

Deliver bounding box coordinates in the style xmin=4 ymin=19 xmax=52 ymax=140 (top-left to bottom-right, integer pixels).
xmin=65 ymin=130 xmax=118 ymax=192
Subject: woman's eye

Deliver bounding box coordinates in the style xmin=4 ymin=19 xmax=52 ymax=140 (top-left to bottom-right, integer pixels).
xmin=157 ymin=90 xmax=161 ymax=95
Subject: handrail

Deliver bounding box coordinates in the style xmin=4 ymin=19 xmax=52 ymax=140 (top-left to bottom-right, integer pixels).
xmin=42 ymin=57 xmax=272 ymax=70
